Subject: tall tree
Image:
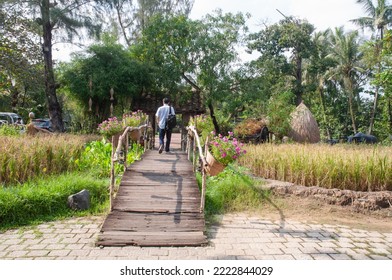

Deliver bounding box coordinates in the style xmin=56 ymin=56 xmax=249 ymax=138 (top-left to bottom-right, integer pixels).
xmin=351 ymin=0 xmax=392 ymax=134
xmin=103 ymin=0 xmax=194 ymax=46
xmin=327 ymin=27 xmax=364 ymax=134
xmin=134 ymin=11 xmax=248 ymax=133
xmin=248 ymin=16 xmax=315 ymax=106
xmin=0 ymin=6 xmax=44 ymax=115
xmin=2 ymin=1 xmax=104 ymax=132
xmin=304 ymin=30 xmax=336 ymax=139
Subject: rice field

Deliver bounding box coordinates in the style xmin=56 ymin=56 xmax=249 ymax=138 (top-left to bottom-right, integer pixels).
xmin=238 ymin=143 xmax=392 ymax=192
xmin=0 ymin=134 xmax=98 ymax=186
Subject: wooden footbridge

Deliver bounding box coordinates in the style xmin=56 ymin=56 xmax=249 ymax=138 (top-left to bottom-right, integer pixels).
xmin=96 ymin=128 xmax=209 ymax=247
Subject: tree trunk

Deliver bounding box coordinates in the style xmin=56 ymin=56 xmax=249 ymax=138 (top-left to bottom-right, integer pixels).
xmin=41 ymin=0 xmax=64 ymax=132
xmin=294 ymin=55 xmax=303 ymax=106
xmin=368 ymin=86 xmax=379 ymax=135
xmin=10 ymin=85 xmax=19 ymax=113
xmin=207 ymin=100 xmax=220 ymax=134
xmin=388 ymin=96 xmax=392 ymax=132
xmin=318 ymin=84 xmax=331 ymax=140
xmin=346 ymin=77 xmax=357 ymax=134
xmin=368 ymin=40 xmax=382 ymax=135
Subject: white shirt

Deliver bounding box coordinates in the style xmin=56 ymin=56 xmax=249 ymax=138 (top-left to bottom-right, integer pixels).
xmin=155 ymin=104 xmax=175 ymax=129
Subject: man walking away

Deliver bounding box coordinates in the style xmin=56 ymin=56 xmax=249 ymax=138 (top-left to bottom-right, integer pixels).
xmin=155 ymin=97 xmax=175 ymax=153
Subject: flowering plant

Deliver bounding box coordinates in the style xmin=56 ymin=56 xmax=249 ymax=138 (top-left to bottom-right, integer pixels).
xmin=97 ymin=117 xmax=123 ymax=138
xmin=122 ymin=110 xmax=148 ymax=127
xmin=209 ymin=131 xmax=246 ymax=165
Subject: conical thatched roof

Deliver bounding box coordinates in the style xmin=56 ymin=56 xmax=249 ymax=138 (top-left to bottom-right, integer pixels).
xmin=288 ymin=102 xmax=320 ymax=143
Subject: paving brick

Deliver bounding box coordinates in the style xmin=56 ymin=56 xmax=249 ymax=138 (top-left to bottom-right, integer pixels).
xmin=26 ymin=250 xmax=50 ymax=257
xmin=48 ymin=250 xmax=71 ymax=257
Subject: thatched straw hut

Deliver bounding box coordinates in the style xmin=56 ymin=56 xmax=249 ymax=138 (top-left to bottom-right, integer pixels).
xmin=288 ymin=102 xmax=320 ymax=143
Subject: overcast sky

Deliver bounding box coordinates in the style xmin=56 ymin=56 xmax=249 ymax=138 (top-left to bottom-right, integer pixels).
xmin=53 ymin=0 xmax=368 ymax=62
xmin=190 ymin=0 xmax=366 ymax=32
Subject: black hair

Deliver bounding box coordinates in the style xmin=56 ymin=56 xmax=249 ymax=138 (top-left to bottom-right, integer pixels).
xmin=163 ymin=97 xmax=170 ymax=104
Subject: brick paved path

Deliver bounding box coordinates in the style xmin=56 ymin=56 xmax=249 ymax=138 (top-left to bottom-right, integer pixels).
xmin=1 ymin=213 xmax=391 ymax=260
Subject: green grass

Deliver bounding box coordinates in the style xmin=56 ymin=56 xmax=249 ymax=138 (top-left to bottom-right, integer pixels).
xmin=0 ymin=172 xmax=109 ymax=231
xmin=198 ymin=164 xmax=269 ymax=222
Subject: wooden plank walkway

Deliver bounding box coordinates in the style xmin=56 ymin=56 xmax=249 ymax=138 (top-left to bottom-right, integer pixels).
xmin=96 ymin=133 xmax=208 ymax=247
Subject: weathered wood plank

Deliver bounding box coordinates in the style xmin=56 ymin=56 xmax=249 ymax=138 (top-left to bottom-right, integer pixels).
xmin=96 ymin=134 xmax=207 ymax=247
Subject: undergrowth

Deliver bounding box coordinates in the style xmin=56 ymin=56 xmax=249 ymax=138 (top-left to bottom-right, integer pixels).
xmin=197 ymin=164 xmax=269 ymax=222
xmin=0 ymin=172 xmax=109 ymax=231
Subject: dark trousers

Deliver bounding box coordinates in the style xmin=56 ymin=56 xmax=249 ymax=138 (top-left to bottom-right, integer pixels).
xmin=158 ymin=128 xmax=172 ymax=152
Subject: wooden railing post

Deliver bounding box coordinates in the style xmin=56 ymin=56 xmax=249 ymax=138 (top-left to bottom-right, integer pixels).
xmin=108 ymin=124 xmax=152 ymax=212
xmin=186 ymin=126 xmax=209 ymax=213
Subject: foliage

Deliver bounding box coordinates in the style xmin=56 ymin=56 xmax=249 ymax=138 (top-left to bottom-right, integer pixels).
xmin=59 ymin=40 xmax=151 ymax=124
xmin=97 ymin=117 xmax=123 ymax=139
xmin=0 ymin=172 xmax=109 ymax=230
xmin=102 ymin=0 xmax=195 ymax=46
xmin=248 ymin=16 xmax=315 ymax=104
xmin=197 ymin=165 xmax=267 ymax=217
xmin=134 ymin=11 xmax=250 ymax=132
xmin=122 ymin=110 xmax=148 ymax=127
xmin=266 ymin=91 xmax=296 ymax=140
xmin=0 ymin=124 xmax=22 ymax=136
xmin=208 ymin=131 xmax=246 ymax=165
xmin=238 ymin=143 xmax=392 ymax=192
xmin=189 ymin=114 xmax=214 ymax=143
xmin=75 ymin=139 xmax=144 ymax=178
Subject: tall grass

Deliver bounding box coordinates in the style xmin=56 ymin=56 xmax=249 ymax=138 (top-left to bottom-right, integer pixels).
xmin=238 ymin=143 xmax=392 ymax=192
xmin=0 ymin=134 xmax=97 ymax=186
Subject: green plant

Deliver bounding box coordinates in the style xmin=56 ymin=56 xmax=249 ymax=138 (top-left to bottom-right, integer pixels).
xmin=0 ymin=172 xmax=109 ymax=230
xmin=209 ymin=131 xmax=247 ymax=165
xmin=189 ymin=114 xmax=214 ymax=144
xmin=198 ymin=165 xmax=267 ymax=218
xmin=97 ymin=117 xmax=123 ymax=138
xmin=122 ymin=110 xmax=148 ymax=127
xmin=0 ymin=124 xmax=22 ymax=136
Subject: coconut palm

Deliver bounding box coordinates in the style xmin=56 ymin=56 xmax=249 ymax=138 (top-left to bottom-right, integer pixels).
xmin=303 ymin=30 xmax=335 ymax=140
xmin=327 ymin=27 xmax=364 ymax=134
xmin=351 ymin=0 xmax=392 ymax=134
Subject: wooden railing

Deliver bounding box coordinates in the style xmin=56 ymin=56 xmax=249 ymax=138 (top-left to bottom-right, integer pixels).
xmin=186 ymin=125 xmax=208 ymax=213
xmin=109 ymin=123 xmax=153 ymax=210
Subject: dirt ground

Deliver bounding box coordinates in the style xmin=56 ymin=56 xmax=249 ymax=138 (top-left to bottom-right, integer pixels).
xmin=255 ymin=193 xmax=392 ymax=233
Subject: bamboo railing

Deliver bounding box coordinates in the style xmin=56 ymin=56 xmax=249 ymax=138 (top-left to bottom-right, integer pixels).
xmin=186 ymin=125 xmax=208 ymax=213
xmin=109 ymin=123 xmax=153 ymax=211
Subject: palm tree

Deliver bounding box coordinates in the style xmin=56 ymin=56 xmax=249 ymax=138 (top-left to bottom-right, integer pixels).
xmin=351 ymin=0 xmax=392 ymax=134
xmin=327 ymin=27 xmax=364 ymax=134
xmin=304 ymin=30 xmax=335 ymax=140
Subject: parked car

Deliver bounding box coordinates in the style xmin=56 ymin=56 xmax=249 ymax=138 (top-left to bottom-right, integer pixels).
xmin=0 ymin=112 xmax=24 ymax=125
xmin=31 ymin=118 xmax=53 ymax=132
